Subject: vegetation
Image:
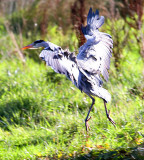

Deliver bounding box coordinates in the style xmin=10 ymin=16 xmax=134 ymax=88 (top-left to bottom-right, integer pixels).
xmin=0 ymin=0 xmax=144 ymax=159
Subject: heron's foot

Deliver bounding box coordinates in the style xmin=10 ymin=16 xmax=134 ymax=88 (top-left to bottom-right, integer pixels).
xmin=106 ymin=110 xmax=116 ymax=127
xmin=85 ymin=116 xmax=92 ymax=132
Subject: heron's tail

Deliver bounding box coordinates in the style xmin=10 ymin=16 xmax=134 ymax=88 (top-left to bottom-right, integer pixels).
xmin=91 ymin=87 xmax=111 ymax=103
xmin=81 ymin=8 xmax=104 ymax=35
xmin=99 ymin=88 xmax=111 ymax=102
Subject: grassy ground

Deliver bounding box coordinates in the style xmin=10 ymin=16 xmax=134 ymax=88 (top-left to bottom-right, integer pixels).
xmin=0 ymin=54 xmax=143 ymax=159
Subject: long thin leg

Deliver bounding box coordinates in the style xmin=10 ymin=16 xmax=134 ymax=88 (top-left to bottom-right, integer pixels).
xmin=103 ymin=100 xmax=116 ymax=127
xmin=85 ymin=95 xmax=95 ymax=132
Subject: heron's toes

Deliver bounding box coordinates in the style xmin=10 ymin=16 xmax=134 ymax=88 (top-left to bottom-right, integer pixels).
xmin=85 ymin=117 xmax=92 ymax=132
xmin=85 ymin=121 xmax=91 ymax=132
xmin=107 ymin=115 xmax=116 ymax=127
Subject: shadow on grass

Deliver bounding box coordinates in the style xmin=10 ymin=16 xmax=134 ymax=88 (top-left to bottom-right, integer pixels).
xmin=14 ymin=134 xmax=54 ymax=149
xmin=0 ymin=97 xmax=42 ymax=130
xmin=74 ymin=147 xmax=143 ymax=160
xmin=37 ymin=143 xmax=144 ymax=160
xmin=0 ymin=88 xmax=5 ymax=99
xmin=0 ymin=92 xmax=89 ymax=131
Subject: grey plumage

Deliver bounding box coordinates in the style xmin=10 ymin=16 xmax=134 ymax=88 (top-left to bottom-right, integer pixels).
xmin=22 ymin=8 xmax=116 ymax=131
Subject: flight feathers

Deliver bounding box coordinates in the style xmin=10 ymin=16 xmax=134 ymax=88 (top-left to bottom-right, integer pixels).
xmin=81 ymin=8 xmax=105 ymax=35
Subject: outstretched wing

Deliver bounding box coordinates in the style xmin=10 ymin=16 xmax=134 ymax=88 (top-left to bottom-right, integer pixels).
xmin=39 ymin=44 xmax=79 ymax=86
xmin=77 ymin=8 xmax=113 ymax=81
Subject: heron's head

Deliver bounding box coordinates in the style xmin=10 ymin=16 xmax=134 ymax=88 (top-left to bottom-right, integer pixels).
xmin=22 ymin=40 xmax=45 ymax=50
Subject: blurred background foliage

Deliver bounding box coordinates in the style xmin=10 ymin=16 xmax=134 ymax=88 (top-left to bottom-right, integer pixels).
xmin=0 ymin=0 xmax=144 ymax=159
xmin=0 ymin=0 xmax=144 ymax=66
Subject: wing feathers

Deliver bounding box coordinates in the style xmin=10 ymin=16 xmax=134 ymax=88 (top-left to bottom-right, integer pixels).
xmin=94 ymin=16 xmax=105 ymax=29
xmin=77 ymin=8 xmax=113 ymax=81
xmin=39 ymin=47 xmax=80 ymax=86
xmin=87 ymin=8 xmax=93 ymax=24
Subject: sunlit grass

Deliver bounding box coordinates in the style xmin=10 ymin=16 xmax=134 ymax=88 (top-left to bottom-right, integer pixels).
xmin=0 ymin=56 xmax=143 ymax=159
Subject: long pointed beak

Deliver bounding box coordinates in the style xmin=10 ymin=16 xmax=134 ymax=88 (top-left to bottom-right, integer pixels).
xmin=21 ymin=44 xmax=33 ymax=50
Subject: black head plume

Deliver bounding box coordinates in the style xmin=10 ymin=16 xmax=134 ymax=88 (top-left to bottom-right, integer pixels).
xmin=34 ymin=40 xmax=45 ymax=44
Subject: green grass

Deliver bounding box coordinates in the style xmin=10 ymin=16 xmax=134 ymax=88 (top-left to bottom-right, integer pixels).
xmin=0 ymin=54 xmax=143 ymax=159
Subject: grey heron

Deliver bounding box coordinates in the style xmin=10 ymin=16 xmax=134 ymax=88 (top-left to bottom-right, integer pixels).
xmin=22 ymin=8 xmax=116 ymax=131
